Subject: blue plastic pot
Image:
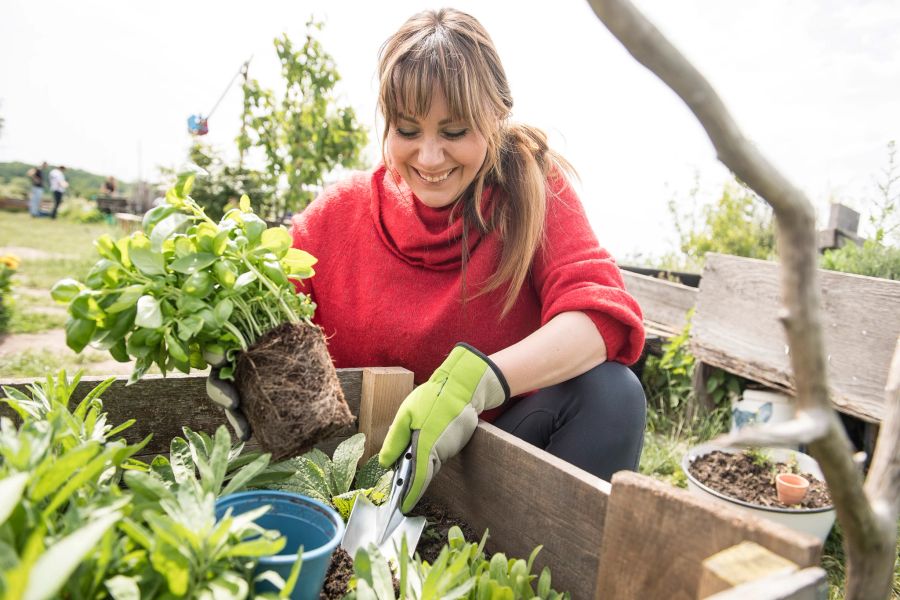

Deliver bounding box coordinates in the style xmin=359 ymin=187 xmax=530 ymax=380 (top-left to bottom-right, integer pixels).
xmin=215 ymin=491 xmax=345 ymax=600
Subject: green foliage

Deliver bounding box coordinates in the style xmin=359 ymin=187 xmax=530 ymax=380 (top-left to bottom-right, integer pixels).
xmin=655 ymin=177 xmax=776 ymax=272
xmin=266 ymin=433 xmax=392 ymax=521
xmin=239 ymin=22 xmax=369 ymax=221
xmin=51 ymin=175 xmax=318 ymax=383
xmin=820 ymin=140 xmax=900 ymax=281
xmin=0 ymin=254 xmax=17 ymax=332
xmin=57 ymin=196 xmax=105 ymax=224
xmin=744 ymin=447 xmax=772 ymax=469
xmin=641 ymin=312 xmax=742 ymax=423
xmin=163 ymin=142 xmax=275 ymax=223
xmin=347 ymin=526 xmax=570 ymax=599
xmin=0 ymin=371 xmax=299 ymax=598
xmin=820 ymin=238 xmax=900 ymax=280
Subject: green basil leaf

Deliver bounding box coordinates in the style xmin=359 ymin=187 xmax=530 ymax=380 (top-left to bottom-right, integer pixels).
xmin=150 ymin=213 xmax=190 ymax=251
xmin=234 ymin=271 xmax=257 ymax=290
xmin=170 ymin=252 xmax=217 ymax=274
xmin=130 ymin=247 xmax=166 ymax=277
xmin=107 ymin=285 xmax=145 ymax=313
xmin=260 ymin=227 xmax=292 ymax=256
xmin=65 ymin=317 xmax=97 ymax=353
xmin=51 ymin=278 xmax=84 ymax=303
xmin=183 ymin=271 xmax=214 ymax=297
xmin=70 ymin=293 xmax=105 ymax=321
xmin=242 ymin=214 xmax=267 ymax=245
xmin=109 ymin=339 xmax=130 ymax=363
xmin=142 ymin=205 xmax=176 ymax=231
xmin=165 ymin=332 xmax=189 ymax=363
xmin=135 ymin=295 xmax=163 ymax=329
xmin=213 ymin=299 xmax=233 ymax=325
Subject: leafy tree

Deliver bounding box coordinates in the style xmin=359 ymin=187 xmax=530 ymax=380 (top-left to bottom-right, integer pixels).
xmin=658 ymin=178 xmax=777 ymax=271
xmin=238 ymin=20 xmax=369 ymax=222
xmin=162 ymin=142 xmax=274 ymax=222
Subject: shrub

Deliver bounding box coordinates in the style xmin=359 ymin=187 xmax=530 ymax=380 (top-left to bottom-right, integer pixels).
xmin=0 ymin=254 xmax=19 ymax=332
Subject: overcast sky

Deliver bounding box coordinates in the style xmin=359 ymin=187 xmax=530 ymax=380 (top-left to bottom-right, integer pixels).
xmin=1 ymin=0 xmax=898 ymax=260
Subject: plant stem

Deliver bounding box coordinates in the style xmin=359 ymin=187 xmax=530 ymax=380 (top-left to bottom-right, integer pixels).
xmin=241 ymin=258 xmax=298 ymax=323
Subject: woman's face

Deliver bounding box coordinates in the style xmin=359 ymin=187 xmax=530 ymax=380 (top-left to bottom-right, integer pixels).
xmin=386 ymin=87 xmax=488 ymax=209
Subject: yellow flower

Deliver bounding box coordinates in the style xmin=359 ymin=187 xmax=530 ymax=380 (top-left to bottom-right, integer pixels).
xmin=0 ymin=255 xmax=20 ymax=270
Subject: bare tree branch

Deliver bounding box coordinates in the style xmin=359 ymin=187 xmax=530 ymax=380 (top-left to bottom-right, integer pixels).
xmin=582 ymin=1 xmax=899 ymax=597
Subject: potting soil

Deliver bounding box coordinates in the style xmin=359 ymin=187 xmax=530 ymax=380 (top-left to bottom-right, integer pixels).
xmin=235 ymin=321 xmax=354 ymax=461
xmin=318 ymin=499 xmax=476 ymax=598
xmin=688 ymin=450 xmax=832 ymax=509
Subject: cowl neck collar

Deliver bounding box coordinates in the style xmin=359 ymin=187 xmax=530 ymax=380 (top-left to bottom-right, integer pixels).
xmin=371 ymin=164 xmax=492 ymax=270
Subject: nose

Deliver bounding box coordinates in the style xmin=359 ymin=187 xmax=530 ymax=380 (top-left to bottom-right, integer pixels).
xmin=417 ymin=135 xmax=445 ymax=169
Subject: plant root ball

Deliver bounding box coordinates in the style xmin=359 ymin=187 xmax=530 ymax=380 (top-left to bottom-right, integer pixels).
xmin=235 ymin=321 xmax=354 ymax=461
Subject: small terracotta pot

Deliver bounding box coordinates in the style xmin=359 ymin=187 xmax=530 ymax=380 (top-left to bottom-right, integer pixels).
xmin=776 ymin=473 xmax=810 ymax=505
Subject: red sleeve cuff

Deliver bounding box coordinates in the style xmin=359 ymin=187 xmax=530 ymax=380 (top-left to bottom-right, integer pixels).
xmin=584 ymin=310 xmax=644 ymax=366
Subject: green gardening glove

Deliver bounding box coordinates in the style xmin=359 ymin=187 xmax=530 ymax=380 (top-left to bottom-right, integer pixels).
xmin=379 ymin=343 xmax=510 ymax=513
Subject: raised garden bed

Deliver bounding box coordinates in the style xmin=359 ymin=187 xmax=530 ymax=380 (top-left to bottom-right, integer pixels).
xmin=0 ymin=368 xmax=827 ymax=598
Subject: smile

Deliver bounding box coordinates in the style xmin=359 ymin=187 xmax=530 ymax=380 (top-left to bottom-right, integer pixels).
xmin=413 ymin=167 xmax=455 ymax=183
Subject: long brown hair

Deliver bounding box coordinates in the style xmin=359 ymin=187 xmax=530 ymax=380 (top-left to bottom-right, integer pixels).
xmin=378 ymin=8 xmax=575 ymax=316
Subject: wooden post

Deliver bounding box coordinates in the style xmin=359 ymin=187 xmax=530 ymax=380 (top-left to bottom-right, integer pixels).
xmin=705 ymin=567 xmax=828 ymax=600
xmin=358 ymin=367 xmax=414 ymax=462
xmin=698 ymin=541 xmax=798 ymax=598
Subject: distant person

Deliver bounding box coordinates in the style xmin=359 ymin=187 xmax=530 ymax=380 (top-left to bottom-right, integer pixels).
xmin=99 ymin=176 xmax=117 ymax=196
xmin=27 ymin=161 xmax=47 ymax=217
xmin=48 ymin=165 xmax=68 ymax=219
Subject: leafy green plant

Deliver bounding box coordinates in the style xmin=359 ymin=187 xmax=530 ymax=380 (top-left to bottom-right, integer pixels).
xmin=820 ymin=238 xmax=900 ymax=280
xmin=347 ymin=526 xmax=570 ymax=599
xmin=641 ymin=313 xmax=743 ymax=430
xmin=51 ymin=176 xmax=318 ymax=382
xmin=0 ymin=371 xmax=300 ymax=598
xmin=58 ymin=196 xmax=105 ymax=224
xmin=239 ymin=21 xmax=368 ymax=221
xmin=266 ymin=433 xmax=392 ymax=520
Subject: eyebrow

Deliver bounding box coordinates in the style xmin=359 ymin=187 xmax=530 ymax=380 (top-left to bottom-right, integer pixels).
xmin=398 ymin=113 xmax=460 ymax=126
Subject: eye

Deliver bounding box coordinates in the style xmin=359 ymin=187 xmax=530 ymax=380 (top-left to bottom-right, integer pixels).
xmin=443 ymin=129 xmax=468 ymax=140
xmin=395 ymin=128 xmax=419 ymax=139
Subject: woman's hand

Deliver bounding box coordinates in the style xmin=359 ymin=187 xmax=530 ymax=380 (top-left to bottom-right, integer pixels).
xmin=379 ymin=343 xmax=509 ymax=513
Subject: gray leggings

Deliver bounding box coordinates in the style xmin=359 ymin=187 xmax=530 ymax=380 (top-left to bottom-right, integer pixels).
xmin=492 ymin=362 xmax=646 ymax=482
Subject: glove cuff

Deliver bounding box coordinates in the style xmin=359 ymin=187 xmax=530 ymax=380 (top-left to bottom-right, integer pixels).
xmin=455 ymin=342 xmax=511 ymax=403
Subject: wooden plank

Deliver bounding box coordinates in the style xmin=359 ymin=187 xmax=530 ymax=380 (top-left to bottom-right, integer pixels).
xmin=690 ymin=253 xmax=900 ymax=422
xmin=705 ymin=567 xmax=827 ymax=600
xmin=595 ymin=471 xmax=821 ymax=600
xmin=0 ymin=370 xmax=365 ymax=457
xmin=426 ymin=422 xmax=611 ymax=600
xmin=698 ymin=541 xmax=798 ymax=598
xmin=358 ymin=367 xmax=414 ymax=462
xmin=622 ymin=270 xmax=697 ymax=336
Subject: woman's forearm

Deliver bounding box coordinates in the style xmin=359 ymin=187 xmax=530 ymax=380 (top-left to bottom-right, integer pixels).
xmin=488 ymin=311 xmax=608 ymax=397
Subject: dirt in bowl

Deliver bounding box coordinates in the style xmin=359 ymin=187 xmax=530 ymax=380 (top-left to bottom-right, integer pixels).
xmin=688 ymin=450 xmax=832 ymax=509
xmin=318 ymin=498 xmax=476 ymax=598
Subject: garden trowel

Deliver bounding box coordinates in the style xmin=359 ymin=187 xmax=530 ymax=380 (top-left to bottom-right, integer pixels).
xmin=341 ymin=444 xmax=426 ymax=563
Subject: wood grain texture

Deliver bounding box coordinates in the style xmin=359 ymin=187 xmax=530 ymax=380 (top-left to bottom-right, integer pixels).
xmin=691 ymin=253 xmax=900 ymax=422
xmin=698 ymin=541 xmax=798 ymax=598
xmin=705 ymin=567 xmax=828 ymax=600
xmin=426 ymin=422 xmax=611 ymax=600
xmin=0 ymin=369 xmax=365 ymax=456
xmin=359 ymin=367 xmax=414 ymax=462
xmin=595 ymin=471 xmax=821 ymax=600
xmin=623 ymin=270 xmax=697 ymax=336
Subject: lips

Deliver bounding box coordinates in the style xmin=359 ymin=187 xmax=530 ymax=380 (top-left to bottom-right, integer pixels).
xmin=413 ymin=166 xmax=455 ymax=183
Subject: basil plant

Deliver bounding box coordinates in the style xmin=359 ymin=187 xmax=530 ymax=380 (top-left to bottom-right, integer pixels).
xmin=52 ymin=175 xmax=317 ymax=383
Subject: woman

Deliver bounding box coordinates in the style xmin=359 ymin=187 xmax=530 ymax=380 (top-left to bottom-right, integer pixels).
xmin=290 ymin=9 xmax=647 ymax=512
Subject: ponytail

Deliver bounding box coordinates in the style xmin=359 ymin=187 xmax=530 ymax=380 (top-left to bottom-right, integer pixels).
xmin=458 ymin=123 xmax=576 ymax=317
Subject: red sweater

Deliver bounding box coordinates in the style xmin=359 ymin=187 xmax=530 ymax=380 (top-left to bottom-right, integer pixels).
xmin=290 ymin=165 xmax=644 ymax=422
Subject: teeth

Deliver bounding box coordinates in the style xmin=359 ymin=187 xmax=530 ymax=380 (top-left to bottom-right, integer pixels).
xmin=417 ymin=168 xmax=453 ymax=183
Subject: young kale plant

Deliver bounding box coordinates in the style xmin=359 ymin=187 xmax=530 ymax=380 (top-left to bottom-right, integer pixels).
xmin=51 ymin=174 xmax=317 ymax=383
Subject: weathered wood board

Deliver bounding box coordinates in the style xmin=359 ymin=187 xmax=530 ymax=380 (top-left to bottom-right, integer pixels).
xmin=595 ymin=471 xmax=822 ymax=600
xmin=691 ymin=253 xmax=900 ymax=422
xmin=0 ymin=370 xmax=363 ymax=457
xmin=428 ymin=422 xmax=612 ymax=600
xmin=622 ymin=270 xmax=697 ymax=337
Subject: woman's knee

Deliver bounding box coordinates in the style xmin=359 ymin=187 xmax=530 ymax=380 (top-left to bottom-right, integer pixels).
xmin=565 ymin=361 xmax=646 ymax=416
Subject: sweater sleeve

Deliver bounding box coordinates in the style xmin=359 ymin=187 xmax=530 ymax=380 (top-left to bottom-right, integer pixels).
xmin=530 ymin=175 xmax=645 ymax=364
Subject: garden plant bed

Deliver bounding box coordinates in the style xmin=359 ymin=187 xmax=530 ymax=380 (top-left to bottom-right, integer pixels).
xmin=318 ymin=499 xmax=475 ymax=599
xmin=0 ymin=368 xmax=827 ymax=598
xmin=688 ymin=449 xmax=831 ymax=509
